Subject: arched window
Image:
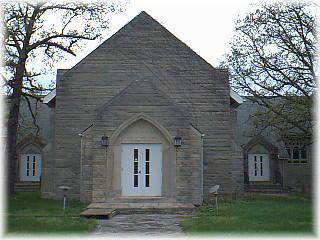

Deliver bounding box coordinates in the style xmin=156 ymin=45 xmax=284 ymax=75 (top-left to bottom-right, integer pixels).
xmin=285 ymin=138 xmax=308 ymax=164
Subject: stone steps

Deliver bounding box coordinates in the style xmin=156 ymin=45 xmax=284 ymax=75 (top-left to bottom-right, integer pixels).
xmin=248 ymin=183 xmax=282 ymax=189
xmin=117 ymin=207 xmax=196 ymax=215
xmin=247 ymin=183 xmax=287 ymax=194
xmin=100 ymin=197 xmax=175 ymax=203
xmin=80 ymin=208 xmax=118 ymax=219
xmin=82 ymin=201 xmax=196 ymax=218
xmin=88 ymin=201 xmax=195 ymax=209
xmin=14 ymin=182 xmax=40 ymax=192
xmin=249 ymin=189 xmax=286 ymax=194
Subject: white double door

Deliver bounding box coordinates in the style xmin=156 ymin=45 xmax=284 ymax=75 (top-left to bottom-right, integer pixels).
xmin=121 ymin=144 xmax=162 ymax=196
xmin=248 ymin=154 xmax=270 ymax=181
xmin=20 ymin=154 xmax=41 ymax=181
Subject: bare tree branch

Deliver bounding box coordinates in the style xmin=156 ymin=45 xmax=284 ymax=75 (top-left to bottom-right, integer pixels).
xmin=2 ymin=0 xmax=123 ymax=195
xmin=227 ymin=2 xmax=316 ymax=137
xmin=22 ymin=95 xmax=40 ymax=135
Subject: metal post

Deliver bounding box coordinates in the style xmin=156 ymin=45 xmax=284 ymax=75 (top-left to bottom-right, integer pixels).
xmin=215 ymin=193 xmax=218 ymax=216
xmin=63 ymin=195 xmax=66 ymax=212
xmin=209 ymin=185 xmax=220 ymax=216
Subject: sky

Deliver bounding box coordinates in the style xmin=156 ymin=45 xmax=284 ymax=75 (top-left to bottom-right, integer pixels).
xmin=54 ymin=0 xmax=262 ymax=72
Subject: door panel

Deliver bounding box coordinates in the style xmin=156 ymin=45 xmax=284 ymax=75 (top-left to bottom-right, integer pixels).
xmin=121 ymin=144 xmax=162 ymax=196
xmin=20 ymin=154 xmax=41 ymax=182
xmin=248 ymin=154 xmax=270 ymax=181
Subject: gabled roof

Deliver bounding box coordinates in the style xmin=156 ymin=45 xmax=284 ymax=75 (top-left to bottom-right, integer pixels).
xmin=44 ymin=11 xmax=244 ymax=106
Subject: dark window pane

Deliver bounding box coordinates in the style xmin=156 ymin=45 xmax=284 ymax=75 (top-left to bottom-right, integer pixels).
xmin=134 ymin=162 xmax=138 ymax=174
xmin=134 ymin=175 xmax=138 ymax=187
xmin=145 ymin=149 xmax=150 ymax=187
xmin=300 ymin=148 xmax=307 ymax=160
xmin=146 ymin=162 xmax=149 ymax=174
xmin=146 ymin=149 xmax=150 ymax=162
xmin=260 ymin=158 xmax=263 ymax=176
xmin=254 ymin=156 xmax=257 ymax=176
xmin=32 ymin=156 xmax=36 ymax=176
xmin=293 ymin=147 xmax=299 ymax=159
xmin=146 ymin=175 xmax=149 ymax=187
xmin=134 ymin=149 xmax=138 ymax=161
xmin=133 ymin=148 xmax=138 ymax=182
xmin=26 ymin=156 xmax=30 ymax=176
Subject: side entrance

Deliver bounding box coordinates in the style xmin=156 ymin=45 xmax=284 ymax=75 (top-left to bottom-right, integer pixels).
xmin=248 ymin=153 xmax=270 ymax=181
xmin=20 ymin=154 xmax=42 ymax=181
xmin=121 ymin=143 xmax=162 ymax=196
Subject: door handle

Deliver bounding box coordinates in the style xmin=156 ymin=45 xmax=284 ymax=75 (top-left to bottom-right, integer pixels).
xmin=138 ymin=171 xmax=141 ymax=174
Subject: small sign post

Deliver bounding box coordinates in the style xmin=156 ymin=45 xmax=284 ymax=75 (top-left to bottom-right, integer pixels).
xmin=209 ymin=185 xmax=220 ymax=216
xmin=58 ymin=186 xmax=71 ymax=213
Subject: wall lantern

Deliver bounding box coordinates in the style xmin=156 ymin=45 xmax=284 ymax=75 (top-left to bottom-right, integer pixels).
xmin=101 ymin=135 xmax=109 ymax=147
xmin=174 ymin=136 xmax=182 ymax=147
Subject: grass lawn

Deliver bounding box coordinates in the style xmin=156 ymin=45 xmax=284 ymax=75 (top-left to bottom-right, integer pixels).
xmin=6 ymin=191 xmax=97 ymax=234
xmin=181 ymin=195 xmax=313 ymax=234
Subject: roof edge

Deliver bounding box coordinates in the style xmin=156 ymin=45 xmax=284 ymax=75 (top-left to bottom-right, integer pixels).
xmin=42 ymin=89 xmax=242 ymax=106
xmin=43 ymin=89 xmax=56 ymax=104
xmin=230 ymin=89 xmax=244 ymax=105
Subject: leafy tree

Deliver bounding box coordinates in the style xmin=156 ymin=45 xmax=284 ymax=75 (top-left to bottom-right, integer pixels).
xmin=227 ymin=2 xmax=317 ymax=138
xmin=2 ymin=1 xmax=124 ymax=195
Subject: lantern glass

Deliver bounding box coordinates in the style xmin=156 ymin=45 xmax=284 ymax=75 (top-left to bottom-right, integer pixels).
xmin=174 ymin=136 xmax=182 ymax=147
xmin=101 ymin=136 xmax=109 ymax=146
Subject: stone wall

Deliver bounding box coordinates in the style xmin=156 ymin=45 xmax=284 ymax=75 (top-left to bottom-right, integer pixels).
xmin=47 ymin=11 xmax=242 ymax=200
xmin=87 ymin=78 xmax=203 ymax=204
xmin=282 ymin=144 xmax=313 ymax=191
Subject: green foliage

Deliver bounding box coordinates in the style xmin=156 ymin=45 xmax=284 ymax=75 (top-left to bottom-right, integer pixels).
xmin=227 ymin=2 xmax=316 ymax=137
xmin=181 ymin=195 xmax=313 ymax=234
xmin=6 ymin=191 xmax=97 ymax=234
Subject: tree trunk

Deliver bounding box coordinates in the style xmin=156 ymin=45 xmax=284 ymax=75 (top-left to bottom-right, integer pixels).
xmin=7 ymin=87 xmax=21 ymax=195
xmin=7 ymin=59 xmax=25 ymax=196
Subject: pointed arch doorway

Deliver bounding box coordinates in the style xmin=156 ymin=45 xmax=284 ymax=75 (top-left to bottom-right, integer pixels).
xmin=109 ymin=114 xmax=173 ymax=197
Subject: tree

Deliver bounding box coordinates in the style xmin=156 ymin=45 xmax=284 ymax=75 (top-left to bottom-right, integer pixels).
xmin=227 ymin=2 xmax=317 ymax=138
xmin=2 ymin=1 xmax=123 ymax=195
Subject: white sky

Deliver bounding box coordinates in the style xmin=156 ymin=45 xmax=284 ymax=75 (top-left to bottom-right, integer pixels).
xmin=55 ymin=0 xmax=262 ymax=71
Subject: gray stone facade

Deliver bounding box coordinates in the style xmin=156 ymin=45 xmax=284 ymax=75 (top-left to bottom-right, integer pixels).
xmin=6 ymin=97 xmax=51 ymax=186
xmin=41 ymin=11 xmax=242 ymax=205
xmin=236 ymin=98 xmax=313 ymax=191
xmin=11 ymin=11 xmax=313 ymax=201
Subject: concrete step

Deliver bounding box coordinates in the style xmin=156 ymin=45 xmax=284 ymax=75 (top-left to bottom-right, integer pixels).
xmin=88 ymin=202 xmax=195 ymax=209
xmin=86 ymin=202 xmax=196 ymax=216
xmin=246 ymin=183 xmax=288 ymax=194
xmin=249 ymin=188 xmax=287 ymax=194
xmin=248 ymin=184 xmax=282 ymax=190
xmin=102 ymin=197 xmax=175 ymax=203
xmin=14 ymin=188 xmax=39 ymax=192
xmin=248 ymin=186 xmax=288 ymax=194
xmin=14 ymin=182 xmax=40 ymax=192
xmin=80 ymin=208 xmax=118 ymax=219
xmin=117 ymin=207 xmax=196 ymax=215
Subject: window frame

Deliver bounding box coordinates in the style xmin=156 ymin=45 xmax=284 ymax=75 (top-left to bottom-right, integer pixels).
xmin=287 ymin=146 xmax=308 ymax=164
